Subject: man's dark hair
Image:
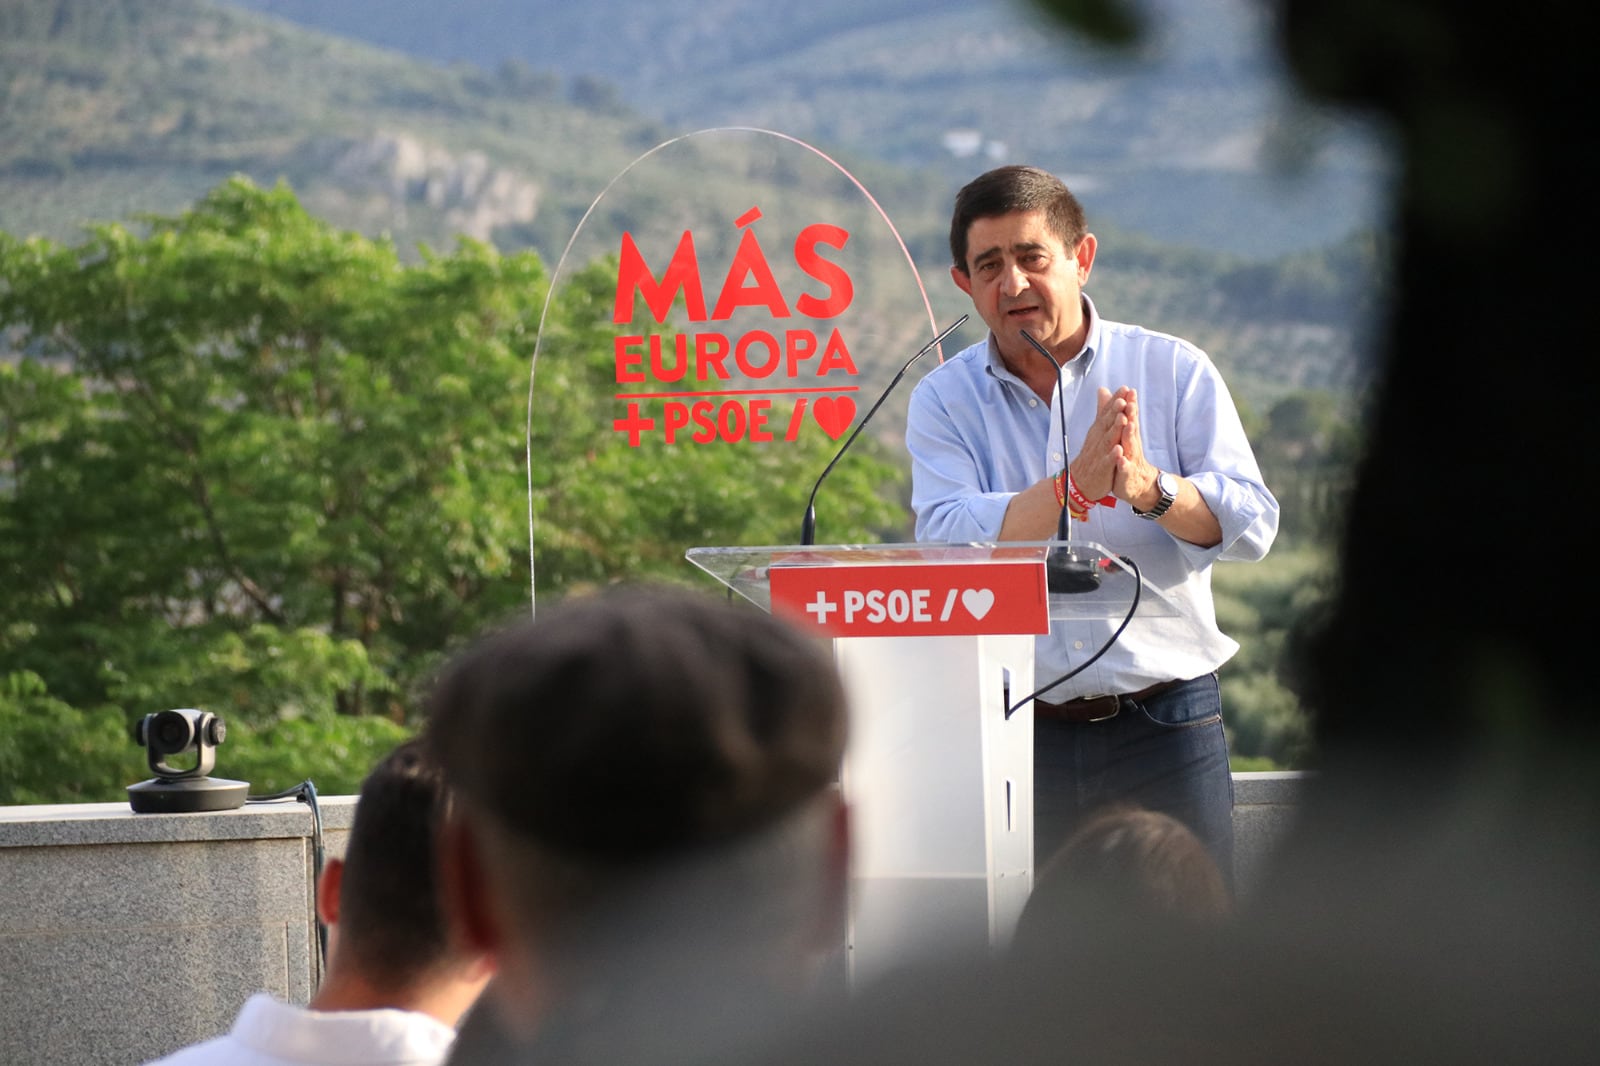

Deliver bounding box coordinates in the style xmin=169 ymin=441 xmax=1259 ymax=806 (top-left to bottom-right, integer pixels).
xmin=949 ymin=164 xmax=1088 ymax=273
xmin=335 ymin=738 xmax=456 ymax=988
xmin=425 ymin=583 xmax=846 ymax=869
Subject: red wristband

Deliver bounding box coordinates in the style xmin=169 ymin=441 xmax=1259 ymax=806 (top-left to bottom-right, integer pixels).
xmin=1066 ymin=474 xmax=1098 ymax=514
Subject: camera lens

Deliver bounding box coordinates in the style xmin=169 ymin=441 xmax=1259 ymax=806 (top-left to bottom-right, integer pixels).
xmin=151 ymin=710 xmax=195 ymax=753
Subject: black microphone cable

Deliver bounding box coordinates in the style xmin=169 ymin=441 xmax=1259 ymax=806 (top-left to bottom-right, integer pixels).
xmin=1009 ymin=328 xmax=1141 ymax=716
xmin=248 ymin=778 xmax=327 ymax=982
xmin=1005 ymin=553 xmax=1142 ymax=717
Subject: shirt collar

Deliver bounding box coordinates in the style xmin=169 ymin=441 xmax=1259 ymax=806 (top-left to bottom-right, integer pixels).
xmin=982 ymin=294 xmax=1102 ymax=384
xmin=1079 ymin=293 xmax=1103 ymax=365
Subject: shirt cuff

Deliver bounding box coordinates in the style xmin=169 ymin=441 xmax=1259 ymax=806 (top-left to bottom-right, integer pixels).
xmin=916 ymin=492 xmax=1013 ymax=542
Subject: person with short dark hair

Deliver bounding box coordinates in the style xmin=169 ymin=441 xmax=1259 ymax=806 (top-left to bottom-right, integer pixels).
xmin=1010 ymin=803 xmax=1231 ymax=964
xmin=425 ymin=583 xmax=851 ymax=1066
xmin=143 ymin=738 xmax=491 ymax=1066
xmin=909 ymin=163 xmax=1278 ymax=875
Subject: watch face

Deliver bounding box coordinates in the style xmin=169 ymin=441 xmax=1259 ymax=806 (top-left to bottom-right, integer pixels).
xmin=1136 ymin=471 xmax=1177 ymax=519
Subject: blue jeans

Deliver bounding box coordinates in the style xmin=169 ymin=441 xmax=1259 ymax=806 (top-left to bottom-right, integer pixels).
xmin=1033 ymin=673 xmax=1234 ymax=884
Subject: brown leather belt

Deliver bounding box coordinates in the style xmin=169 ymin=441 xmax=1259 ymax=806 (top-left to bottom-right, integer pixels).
xmin=1034 ymin=678 xmax=1184 ymax=723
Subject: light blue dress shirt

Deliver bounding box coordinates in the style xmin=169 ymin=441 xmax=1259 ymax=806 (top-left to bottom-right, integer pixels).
xmin=906 ymin=296 xmax=1279 ymax=701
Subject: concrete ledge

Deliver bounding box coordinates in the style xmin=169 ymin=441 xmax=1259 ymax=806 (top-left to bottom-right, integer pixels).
xmin=1233 ymin=771 xmax=1308 ymax=898
xmin=1 ymin=775 xmax=1309 ymax=1065
xmin=1233 ymin=770 xmax=1308 ymax=806
xmin=0 ymin=797 xmax=355 ymax=846
xmin=0 ymin=796 xmax=355 ymax=1066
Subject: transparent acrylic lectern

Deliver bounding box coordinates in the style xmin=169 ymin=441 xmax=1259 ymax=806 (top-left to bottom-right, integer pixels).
xmin=687 ymin=539 xmax=1169 ymax=986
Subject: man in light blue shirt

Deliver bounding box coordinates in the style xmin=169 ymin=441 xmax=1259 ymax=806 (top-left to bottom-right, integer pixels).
xmin=907 ymin=165 xmax=1278 ymax=877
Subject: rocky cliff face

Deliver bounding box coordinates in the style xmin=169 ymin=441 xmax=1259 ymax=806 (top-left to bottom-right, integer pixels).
xmin=314 ymin=132 xmax=539 ymax=241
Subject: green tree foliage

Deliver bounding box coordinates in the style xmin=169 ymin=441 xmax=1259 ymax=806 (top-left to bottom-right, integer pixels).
xmin=1213 ymin=546 xmax=1329 ymax=769
xmin=0 ymin=668 xmax=410 ymax=801
xmin=0 ymin=671 xmax=133 ymax=804
xmin=1257 ymin=387 xmax=1362 ymax=547
xmin=1 ymin=177 xmax=904 ymax=802
xmin=1 ymin=177 xmax=541 ymax=723
xmin=1214 ymin=229 xmax=1388 ymax=326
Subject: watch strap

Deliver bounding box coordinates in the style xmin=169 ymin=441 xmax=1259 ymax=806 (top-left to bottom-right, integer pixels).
xmin=1134 ymin=471 xmax=1177 ymax=520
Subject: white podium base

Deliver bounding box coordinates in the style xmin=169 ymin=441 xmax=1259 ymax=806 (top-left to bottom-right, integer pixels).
xmin=833 ymin=632 xmax=1034 ymax=987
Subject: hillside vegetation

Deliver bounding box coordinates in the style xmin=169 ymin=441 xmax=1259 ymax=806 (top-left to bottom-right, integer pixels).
xmin=2 ymin=0 xmax=1383 ymax=417
xmin=233 ymin=0 xmax=1393 ymax=258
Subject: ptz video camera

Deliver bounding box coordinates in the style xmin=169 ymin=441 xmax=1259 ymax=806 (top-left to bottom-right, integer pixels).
xmin=127 ymin=708 xmax=249 ymax=814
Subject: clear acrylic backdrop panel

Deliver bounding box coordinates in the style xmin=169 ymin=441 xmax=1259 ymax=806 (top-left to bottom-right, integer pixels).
xmin=526 ymin=127 xmax=948 ymax=607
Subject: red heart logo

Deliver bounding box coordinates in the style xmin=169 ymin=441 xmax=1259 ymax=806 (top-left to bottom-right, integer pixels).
xmin=812 ymin=396 xmax=857 ymax=440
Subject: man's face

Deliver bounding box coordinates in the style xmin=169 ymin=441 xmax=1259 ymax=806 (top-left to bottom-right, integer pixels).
xmin=951 ymin=209 xmax=1095 ymax=361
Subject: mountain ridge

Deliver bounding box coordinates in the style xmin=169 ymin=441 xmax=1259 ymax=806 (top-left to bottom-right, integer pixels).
xmin=228 ymin=0 xmax=1392 ymax=258
xmin=0 ymin=0 xmax=1384 ymax=413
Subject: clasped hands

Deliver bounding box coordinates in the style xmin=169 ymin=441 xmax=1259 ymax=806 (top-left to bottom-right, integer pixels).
xmin=1068 ymin=386 xmax=1160 ymax=513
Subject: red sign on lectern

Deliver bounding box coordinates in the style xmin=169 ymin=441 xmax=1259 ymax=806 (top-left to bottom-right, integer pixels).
xmin=769 ymin=561 xmax=1049 ymax=638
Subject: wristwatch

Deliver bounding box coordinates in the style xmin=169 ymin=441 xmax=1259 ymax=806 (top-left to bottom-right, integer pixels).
xmin=1134 ymin=471 xmax=1178 ymax=520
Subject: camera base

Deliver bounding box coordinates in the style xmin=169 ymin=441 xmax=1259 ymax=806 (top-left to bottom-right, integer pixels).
xmin=128 ymin=776 xmax=250 ymax=814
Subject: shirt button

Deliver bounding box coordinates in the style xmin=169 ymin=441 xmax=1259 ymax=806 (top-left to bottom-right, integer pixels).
xmin=1073 ymin=640 xmax=1085 ymax=650
xmin=1028 ymin=398 xmax=1038 ymax=408
xmin=1051 ymin=452 xmax=1062 ymax=464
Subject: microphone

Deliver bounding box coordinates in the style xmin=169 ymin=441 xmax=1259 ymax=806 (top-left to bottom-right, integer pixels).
xmin=800 ymin=315 xmax=968 ymax=545
xmin=1018 ymin=328 xmax=1100 ymax=594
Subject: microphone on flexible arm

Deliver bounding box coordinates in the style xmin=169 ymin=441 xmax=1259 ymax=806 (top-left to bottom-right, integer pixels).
xmin=1019 ymin=328 xmax=1101 ymax=593
xmin=800 ymin=315 xmax=968 ymax=546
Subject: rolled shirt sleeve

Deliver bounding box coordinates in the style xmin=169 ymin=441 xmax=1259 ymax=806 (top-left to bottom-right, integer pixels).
xmin=907 ymin=380 xmax=1016 ymax=542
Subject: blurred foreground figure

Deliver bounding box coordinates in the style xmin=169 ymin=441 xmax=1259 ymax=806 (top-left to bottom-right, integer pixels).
xmin=1009 ymin=803 xmax=1230 ymax=965
xmin=425 ymin=584 xmax=850 ymax=1066
xmin=731 ymin=0 xmax=1600 ymax=1062
xmin=143 ymin=739 xmax=490 ymax=1066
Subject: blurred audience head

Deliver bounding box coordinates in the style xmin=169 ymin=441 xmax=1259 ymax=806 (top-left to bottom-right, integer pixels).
xmin=1012 ymin=804 xmax=1231 ymax=960
xmin=314 ymin=736 xmax=490 ymax=1023
xmin=424 ymin=583 xmax=850 ymax=1053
